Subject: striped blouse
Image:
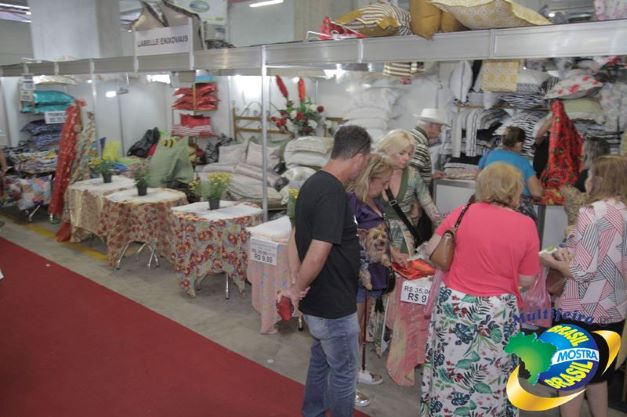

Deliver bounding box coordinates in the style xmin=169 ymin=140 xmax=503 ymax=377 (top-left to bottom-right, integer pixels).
xmin=410 ymin=128 xmax=432 ymax=186
xmin=558 ymin=199 xmax=627 ymax=324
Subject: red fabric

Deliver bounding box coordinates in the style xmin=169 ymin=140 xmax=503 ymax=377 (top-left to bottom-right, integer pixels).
xmin=392 ymin=259 xmax=435 ymax=280
xmin=276 ymin=296 xmax=294 ymax=321
xmin=147 ymin=143 xmax=158 ymax=157
xmin=48 ymin=100 xmax=84 ymax=217
xmin=540 ymin=100 xmax=584 ymax=205
xmin=0 ymin=238 xmax=369 ymax=417
xmin=319 ymin=16 xmax=367 ymax=40
xmin=180 ymin=114 xmax=211 ymax=128
xmin=435 ymin=203 xmax=540 ymax=306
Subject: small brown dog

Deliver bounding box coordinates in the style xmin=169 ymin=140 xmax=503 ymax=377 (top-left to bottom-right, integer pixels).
xmin=358 ymin=224 xmax=392 ymax=290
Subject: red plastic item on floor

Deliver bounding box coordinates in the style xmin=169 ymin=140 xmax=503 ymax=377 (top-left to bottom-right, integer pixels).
xmin=0 ymin=238 xmax=368 ymax=417
xmin=392 ymin=259 xmax=435 ymax=280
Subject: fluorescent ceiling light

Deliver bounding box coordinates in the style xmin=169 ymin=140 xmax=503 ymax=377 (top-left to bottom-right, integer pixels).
xmin=105 ymin=90 xmax=117 ymax=98
xmin=0 ymin=2 xmax=30 ymax=10
xmin=249 ymin=0 xmax=284 ymax=8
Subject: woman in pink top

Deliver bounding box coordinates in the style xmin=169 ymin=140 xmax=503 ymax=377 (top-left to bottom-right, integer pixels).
xmin=541 ymin=155 xmax=627 ymax=417
xmin=420 ymin=163 xmax=540 ymax=417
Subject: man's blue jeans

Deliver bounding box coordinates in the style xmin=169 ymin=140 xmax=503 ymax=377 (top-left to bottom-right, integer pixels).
xmin=302 ymin=312 xmax=360 ymax=417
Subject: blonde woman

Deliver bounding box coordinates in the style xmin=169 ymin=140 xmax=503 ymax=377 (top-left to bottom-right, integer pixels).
xmin=541 ymin=155 xmax=627 ymax=417
xmin=376 ymin=129 xmax=440 ymax=257
xmin=421 ymin=163 xmax=539 ymax=416
xmin=376 ymin=129 xmax=441 ymax=386
xmin=347 ymin=153 xmax=394 ymax=386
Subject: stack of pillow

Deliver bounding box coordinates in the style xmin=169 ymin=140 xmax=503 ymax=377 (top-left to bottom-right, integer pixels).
xmin=342 ymin=87 xmax=403 ymax=142
xmin=21 ymin=90 xmax=74 ymax=114
xmin=172 ymin=83 xmax=218 ymax=111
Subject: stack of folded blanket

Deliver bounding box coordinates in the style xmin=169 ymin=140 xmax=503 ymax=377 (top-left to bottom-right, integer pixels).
xmin=171 ymin=114 xmax=215 ymax=138
xmin=20 ymin=119 xmax=63 ymax=151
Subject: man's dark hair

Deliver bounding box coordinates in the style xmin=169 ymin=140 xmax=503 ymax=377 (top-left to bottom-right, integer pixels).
xmin=331 ymin=125 xmax=372 ymax=160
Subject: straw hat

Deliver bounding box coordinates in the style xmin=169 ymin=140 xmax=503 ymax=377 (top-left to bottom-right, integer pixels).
xmin=414 ymin=108 xmax=449 ymax=126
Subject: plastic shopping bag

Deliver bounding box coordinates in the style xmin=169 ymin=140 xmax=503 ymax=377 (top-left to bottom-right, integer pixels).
xmin=520 ymin=266 xmax=552 ymax=328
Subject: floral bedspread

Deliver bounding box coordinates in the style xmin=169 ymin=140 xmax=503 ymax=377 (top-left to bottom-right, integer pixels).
xmin=67 ymin=176 xmax=135 ymax=242
xmin=98 ymin=188 xmax=187 ymax=267
xmin=170 ymin=202 xmax=263 ymax=296
xmin=1 ymin=174 xmax=52 ymax=211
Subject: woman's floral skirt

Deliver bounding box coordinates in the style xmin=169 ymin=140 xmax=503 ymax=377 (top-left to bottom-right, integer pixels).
xmin=420 ymin=285 xmax=520 ymax=417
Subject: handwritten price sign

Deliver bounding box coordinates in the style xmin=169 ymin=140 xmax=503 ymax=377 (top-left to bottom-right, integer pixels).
xmin=400 ymin=278 xmax=431 ymax=305
xmin=250 ymin=237 xmax=278 ymax=266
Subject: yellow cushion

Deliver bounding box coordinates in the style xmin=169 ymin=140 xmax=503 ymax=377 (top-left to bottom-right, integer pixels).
xmin=481 ymin=59 xmax=521 ymax=92
xmin=440 ymin=11 xmax=465 ymax=32
xmin=429 ymin=0 xmax=550 ymax=30
xmin=409 ymin=0 xmax=441 ymax=39
xmin=336 ymin=3 xmax=411 ymax=37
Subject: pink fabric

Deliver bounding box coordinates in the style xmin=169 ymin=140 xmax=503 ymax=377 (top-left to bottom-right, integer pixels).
xmin=436 ymin=203 xmax=540 ymax=306
xmin=385 ymin=278 xmax=430 ymax=386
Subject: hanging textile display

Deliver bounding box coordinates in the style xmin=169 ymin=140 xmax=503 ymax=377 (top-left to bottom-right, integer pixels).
xmin=540 ymin=100 xmax=584 ymax=205
xmin=48 ymin=100 xmax=84 ymax=219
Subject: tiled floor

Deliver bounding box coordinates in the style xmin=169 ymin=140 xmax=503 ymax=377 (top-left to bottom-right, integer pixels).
xmin=0 ymin=209 xmax=625 ymax=417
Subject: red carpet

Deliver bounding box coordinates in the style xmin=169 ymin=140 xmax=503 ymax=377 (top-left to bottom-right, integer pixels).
xmin=0 ymin=238 xmax=368 ymax=417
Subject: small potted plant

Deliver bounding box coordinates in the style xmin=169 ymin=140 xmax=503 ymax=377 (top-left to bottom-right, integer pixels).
xmin=89 ymin=157 xmax=114 ymax=183
xmin=205 ymin=172 xmax=231 ymax=210
xmin=133 ymin=166 xmax=149 ymax=196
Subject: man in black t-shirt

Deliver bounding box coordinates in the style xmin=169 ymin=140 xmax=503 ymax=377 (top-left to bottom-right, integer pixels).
xmin=279 ymin=126 xmax=371 ymax=417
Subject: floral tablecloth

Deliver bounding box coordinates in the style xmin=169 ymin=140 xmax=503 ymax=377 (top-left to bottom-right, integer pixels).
xmin=98 ymin=188 xmax=187 ymax=267
xmin=67 ymin=176 xmax=135 ymax=242
xmin=170 ymin=201 xmax=263 ymax=296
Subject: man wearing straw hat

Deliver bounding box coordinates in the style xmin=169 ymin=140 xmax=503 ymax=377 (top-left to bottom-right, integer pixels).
xmin=410 ymin=108 xmax=449 ymax=186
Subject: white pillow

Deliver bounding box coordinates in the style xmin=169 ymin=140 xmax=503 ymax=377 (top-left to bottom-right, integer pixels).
xmin=285 ymin=151 xmax=329 ymax=169
xmin=517 ymin=69 xmax=551 ymax=86
xmin=245 ymin=142 xmax=281 ymax=169
xmin=350 ymin=88 xmax=403 ymax=112
xmin=345 ymin=118 xmax=388 ymax=130
xmin=284 ymin=136 xmax=333 ymax=155
xmin=367 ymin=129 xmax=386 ymax=142
xmin=344 ymin=107 xmax=392 ymax=120
xmin=218 ymin=143 xmax=247 ymax=164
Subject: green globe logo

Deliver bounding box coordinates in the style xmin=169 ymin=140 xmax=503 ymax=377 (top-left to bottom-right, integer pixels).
xmin=506 ymin=324 xmax=599 ymax=390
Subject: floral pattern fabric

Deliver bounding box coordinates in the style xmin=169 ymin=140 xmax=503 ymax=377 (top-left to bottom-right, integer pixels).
xmin=540 ymin=100 xmax=584 ymax=205
xmin=67 ymin=176 xmax=135 ymax=242
xmin=420 ymin=285 xmax=519 ymax=417
xmin=97 ymin=188 xmax=187 ymax=267
xmin=1 ymin=174 xmax=52 ymax=211
xmin=171 ymin=202 xmax=263 ymax=296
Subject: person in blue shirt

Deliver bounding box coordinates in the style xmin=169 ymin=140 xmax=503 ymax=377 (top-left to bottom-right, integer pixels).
xmin=479 ymin=126 xmax=544 ymax=220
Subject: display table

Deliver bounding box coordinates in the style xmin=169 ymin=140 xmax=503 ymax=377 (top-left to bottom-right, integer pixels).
xmin=170 ymin=201 xmax=263 ymax=298
xmin=246 ymin=216 xmax=297 ymax=334
xmin=385 ymin=276 xmax=430 ymax=386
xmin=66 ymin=176 xmax=135 ymax=242
xmin=98 ymin=188 xmax=187 ymax=268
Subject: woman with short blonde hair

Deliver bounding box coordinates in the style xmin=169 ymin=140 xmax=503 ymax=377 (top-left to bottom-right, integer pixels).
xmin=376 ymin=129 xmax=415 ymax=157
xmin=475 ymin=162 xmax=524 ymax=209
xmin=421 ymin=162 xmax=540 ymax=416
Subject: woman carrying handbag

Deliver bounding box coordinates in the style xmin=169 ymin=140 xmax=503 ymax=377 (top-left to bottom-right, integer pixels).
xmin=420 ymin=163 xmax=539 ymax=416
